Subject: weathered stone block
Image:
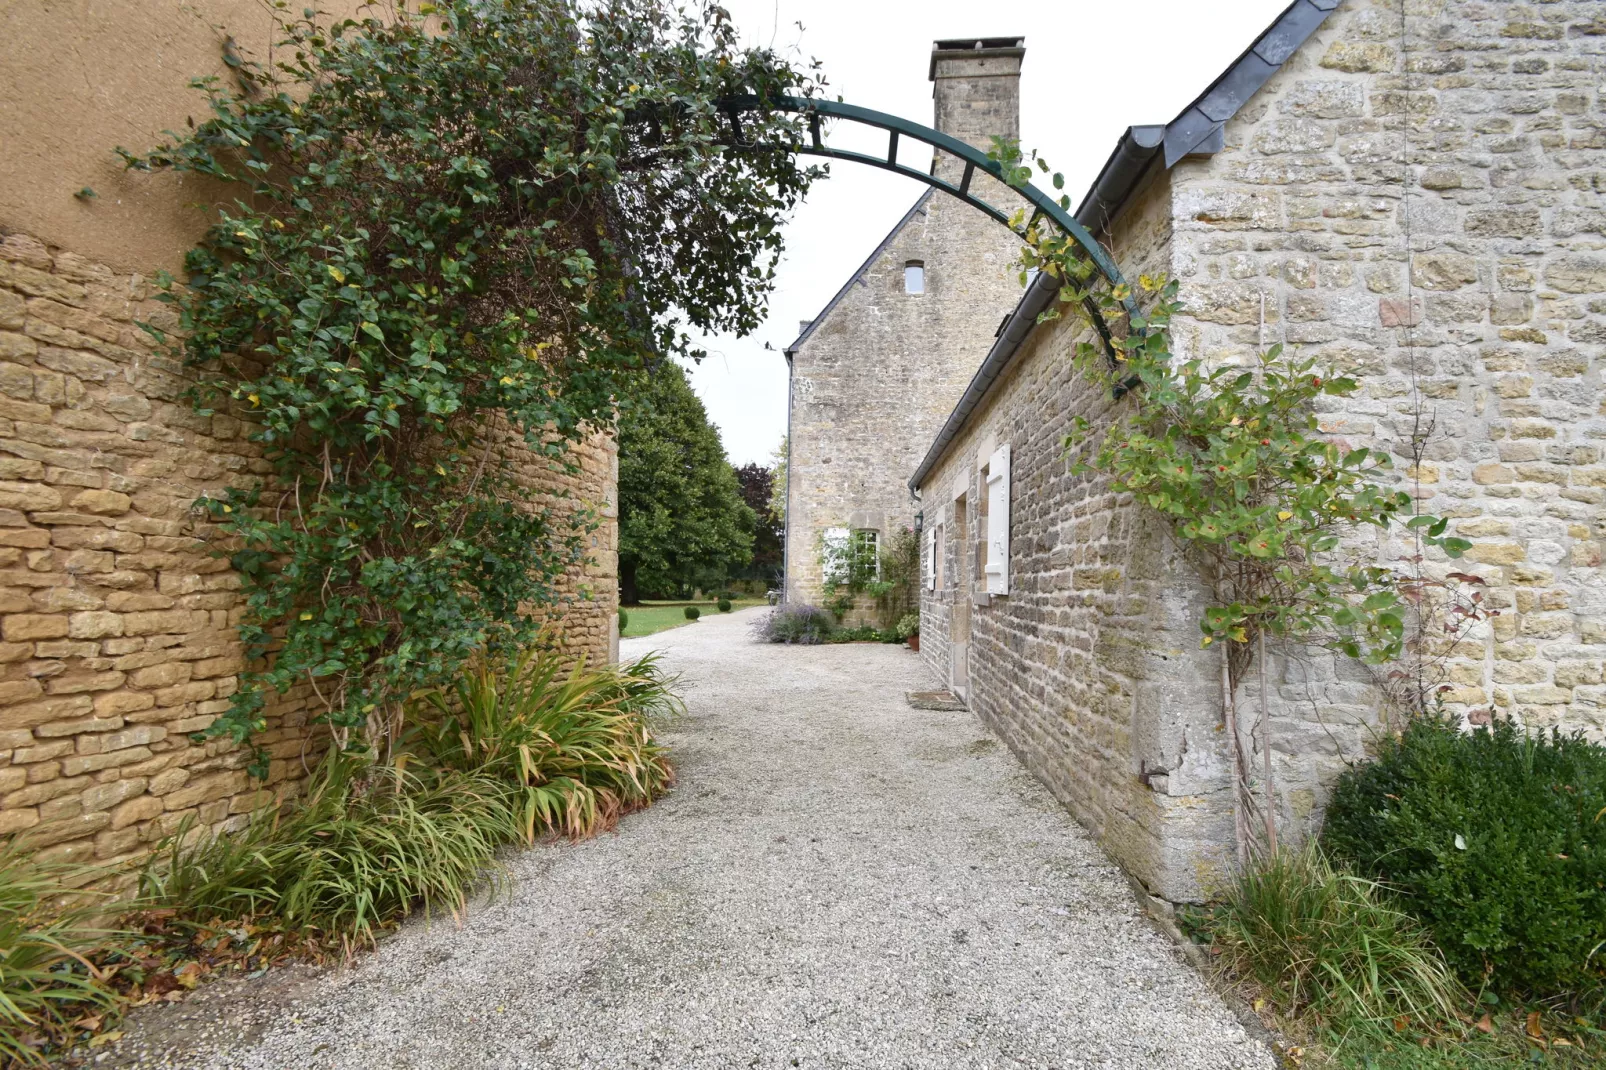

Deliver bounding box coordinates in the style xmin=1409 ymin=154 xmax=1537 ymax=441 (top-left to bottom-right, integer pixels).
xmin=69 ymin=489 xmax=131 ymax=516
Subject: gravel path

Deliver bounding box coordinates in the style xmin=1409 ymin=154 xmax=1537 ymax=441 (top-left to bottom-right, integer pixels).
xmin=110 ymin=607 xmax=1273 ymax=1070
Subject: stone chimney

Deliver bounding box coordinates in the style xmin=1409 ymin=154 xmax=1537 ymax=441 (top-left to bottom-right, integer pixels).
xmin=928 ymin=37 xmax=1024 ymax=153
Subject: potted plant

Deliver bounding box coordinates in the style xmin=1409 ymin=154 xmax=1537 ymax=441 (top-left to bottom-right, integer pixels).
xmin=895 ymin=613 xmax=920 ymax=652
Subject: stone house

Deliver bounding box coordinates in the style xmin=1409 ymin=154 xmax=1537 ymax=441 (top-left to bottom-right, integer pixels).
xmin=0 ymin=2 xmax=617 ymax=876
xmin=912 ymin=0 xmax=1606 ymax=903
xmin=782 ymin=39 xmax=1031 ymax=611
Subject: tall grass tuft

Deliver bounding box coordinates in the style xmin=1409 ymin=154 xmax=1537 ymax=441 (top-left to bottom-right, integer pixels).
xmin=142 ymin=759 xmax=517 ymax=943
xmin=1203 ymin=846 xmax=1467 ymax=1031
xmin=409 ymin=650 xmax=678 ymax=842
xmin=0 ymin=845 xmax=120 ymax=1066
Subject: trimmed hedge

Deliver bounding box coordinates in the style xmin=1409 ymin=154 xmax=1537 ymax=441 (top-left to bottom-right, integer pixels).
xmin=1323 ymin=717 xmax=1606 ymax=998
xmin=683 ymin=606 xmax=700 ymax=621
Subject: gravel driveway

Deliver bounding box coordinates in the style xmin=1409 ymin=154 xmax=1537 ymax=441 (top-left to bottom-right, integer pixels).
xmin=110 ymin=606 xmax=1273 ymax=1070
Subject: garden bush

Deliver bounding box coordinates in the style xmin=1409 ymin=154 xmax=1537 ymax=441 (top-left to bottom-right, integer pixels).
xmin=753 ymin=604 xmax=835 ymax=645
xmin=1323 ymin=716 xmax=1606 ymax=999
xmin=618 ymin=608 xmax=630 ymax=631
xmin=0 ymin=847 xmax=121 ymax=1066
xmin=410 ymin=648 xmax=678 ymax=842
xmin=717 ymin=598 xmax=733 ymax=613
xmin=684 ymin=606 xmax=701 ymax=621
xmin=895 ymin=613 xmax=920 ymax=641
xmin=1200 ymin=845 xmax=1465 ymax=1030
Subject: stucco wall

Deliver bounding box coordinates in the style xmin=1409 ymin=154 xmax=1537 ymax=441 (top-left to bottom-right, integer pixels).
xmin=0 ymin=0 xmax=366 ymax=276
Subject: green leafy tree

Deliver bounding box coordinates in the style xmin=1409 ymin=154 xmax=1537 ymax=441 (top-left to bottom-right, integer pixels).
xmin=617 ymin=362 xmax=755 ymax=602
xmin=734 ymin=462 xmax=783 ymax=582
xmin=122 ymin=0 xmax=820 ymax=763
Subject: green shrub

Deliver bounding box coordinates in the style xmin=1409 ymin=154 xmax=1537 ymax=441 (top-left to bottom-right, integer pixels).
xmin=618 ymin=607 xmax=629 ymax=631
xmin=410 ymin=649 xmax=678 ymax=842
xmin=717 ymin=598 xmax=732 ymax=613
xmin=0 ymin=846 xmax=122 ymax=1066
xmin=143 ymin=758 xmax=517 ymax=943
xmin=684 ymin=606 xmax=701 ymax=621
xmin=1200 ymin=846 xmax=1466 ymax=1030
xmin=895 ymin=613 xmax=920 ymax=640
xmin=1323 ymin=717 xmax=1606 ymax=999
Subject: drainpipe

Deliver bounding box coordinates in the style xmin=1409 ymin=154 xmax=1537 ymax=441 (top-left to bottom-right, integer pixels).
xmin=781 ymin=348 xmax=794 ymax=605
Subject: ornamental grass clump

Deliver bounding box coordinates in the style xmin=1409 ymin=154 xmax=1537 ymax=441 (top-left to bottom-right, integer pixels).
xmin=753 ymin=604 xmax=835 ymax=645
xmin=0 ymin=847 xmax=122 ymax=1067
xmin=1202 ymin=845 xmax=1466 ymax=1033
xmin=142 ymin=759 xmax=517 ymax=944
xmin=1323 ymin=716 xmax=1606 ymax=1002
xmin=409 ymin=649 xmax=678 ymax=842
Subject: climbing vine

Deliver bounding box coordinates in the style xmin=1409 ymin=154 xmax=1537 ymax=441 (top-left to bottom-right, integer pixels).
xmin=125 ymin=0 xmax=821 ymax=766
xmin=994 ymin=141 xmax=1471 ymax=855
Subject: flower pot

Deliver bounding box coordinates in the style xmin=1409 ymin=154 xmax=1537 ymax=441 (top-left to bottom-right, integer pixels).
xmin=907 ymin=633 xmax=920 ymax=653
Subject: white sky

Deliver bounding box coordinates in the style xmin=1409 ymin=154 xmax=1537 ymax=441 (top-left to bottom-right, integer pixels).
xmin=683 ymin=0 xmax=1293 ymax=466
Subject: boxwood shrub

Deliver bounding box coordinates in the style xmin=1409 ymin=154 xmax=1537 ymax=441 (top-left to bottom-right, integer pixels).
xmin=1323 ymin=716 xmax=1606 ymax=999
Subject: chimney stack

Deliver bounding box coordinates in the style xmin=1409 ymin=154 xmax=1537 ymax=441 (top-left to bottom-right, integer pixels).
xmin=928 ymin=37 xmax=1025 ymax=152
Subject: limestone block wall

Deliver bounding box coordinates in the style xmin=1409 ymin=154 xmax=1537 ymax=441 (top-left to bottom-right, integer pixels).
xmin=0 ymin=232 xmax=617 ymax=872
xmin=1161 ymin=0 xmax=1606 ymax=840
xmin=918 ymin=0 xmax=1606 ymax=896
xmin=786 ymin=188 xmax=1029 ymax=609
xmin=784 ymin=42 xmax=1032 ymax=610
xmin=914 ymin=177 xmax=1242 ymax=904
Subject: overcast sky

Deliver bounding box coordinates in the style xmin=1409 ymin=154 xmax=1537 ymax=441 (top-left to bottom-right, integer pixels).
xmin=682 ymin=0 xmax=1292 ymax=467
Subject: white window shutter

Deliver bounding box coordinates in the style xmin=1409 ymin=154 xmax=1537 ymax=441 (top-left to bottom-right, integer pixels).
xmin=923 ymin=527 xmax=936 ymax=591
xmin=985 ymin=444 xmax=1010 ymax=595
xmin=822 ymin=527 xmax=849 ymax=586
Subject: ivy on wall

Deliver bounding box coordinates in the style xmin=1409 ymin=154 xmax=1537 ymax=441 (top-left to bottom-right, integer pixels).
xmin=994 ymin=141 xmax=1471 ymax=858
xmin=124 ymin=0 xmax=821 ymax=765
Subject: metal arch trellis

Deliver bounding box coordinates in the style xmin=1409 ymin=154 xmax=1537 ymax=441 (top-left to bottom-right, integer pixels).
xmin=717 ymin=95 xmax=1138 ymax=359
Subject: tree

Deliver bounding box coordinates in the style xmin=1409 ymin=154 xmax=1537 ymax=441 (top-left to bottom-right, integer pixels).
xmin=618 ymin=363 xmax=755 ymax=603
xmin=734 ymin=463 xmax=783 ymax=582
xmin=768 ymin=435 xmax=788 ymax=525
xmin=124 ymin=0 xmax=820 ymax=758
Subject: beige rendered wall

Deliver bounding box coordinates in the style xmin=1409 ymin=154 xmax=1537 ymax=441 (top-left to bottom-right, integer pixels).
xmin=0 ymin=0 xmax=371 ymax=276
xmin=0 ymin=3 xmax=618 ymax=876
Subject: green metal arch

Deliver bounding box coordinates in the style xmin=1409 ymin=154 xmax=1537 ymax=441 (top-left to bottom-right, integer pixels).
xmin=720 ymin=95 xmax=1138 ymax=333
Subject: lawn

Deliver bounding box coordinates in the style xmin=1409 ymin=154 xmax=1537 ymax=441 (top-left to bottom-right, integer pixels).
xmin=620 ymin=599 xmax=766 ymax=638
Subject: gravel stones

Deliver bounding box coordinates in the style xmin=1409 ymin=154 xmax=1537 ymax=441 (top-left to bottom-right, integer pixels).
xmin=108 ymin=607 xmax=1272 ymax=1070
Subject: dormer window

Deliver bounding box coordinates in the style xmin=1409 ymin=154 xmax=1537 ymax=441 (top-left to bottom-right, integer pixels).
xmin=904 ymin=261 xmax=925 ymax=294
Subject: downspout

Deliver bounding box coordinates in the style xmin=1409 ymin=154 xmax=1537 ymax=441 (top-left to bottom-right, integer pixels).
xmin=781 ymin=348 xmax=794 ymax=604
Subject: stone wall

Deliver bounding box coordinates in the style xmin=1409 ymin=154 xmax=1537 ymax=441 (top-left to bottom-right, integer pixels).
xmin=0 ymin=232 xmax=617 ymax=875
xmin=1162 ymin=0 xmax=1606 ymax=841
xmin=915 ymin=0 xmax=1606 ymax=898
xmin=783 ymin=43 xmax=1032 ymax=609
xmin=916 ymin=176 xmax=1241 ymax=904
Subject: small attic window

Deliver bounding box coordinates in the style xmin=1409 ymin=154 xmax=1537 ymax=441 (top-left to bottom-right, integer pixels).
xmin=904 ymin=261 xmax=925 ymax=294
